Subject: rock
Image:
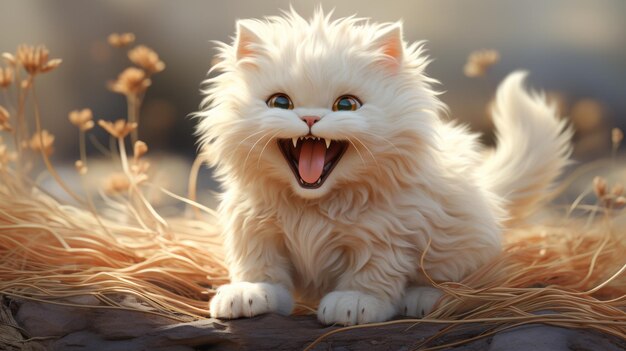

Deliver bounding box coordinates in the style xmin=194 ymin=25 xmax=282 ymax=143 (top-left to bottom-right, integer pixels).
xmin=7 ymin=297 xmax=626 ymax=351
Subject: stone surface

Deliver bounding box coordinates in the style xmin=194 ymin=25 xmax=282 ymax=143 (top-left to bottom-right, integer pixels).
xmin=4 ymin=298 xmax=626 ymax=351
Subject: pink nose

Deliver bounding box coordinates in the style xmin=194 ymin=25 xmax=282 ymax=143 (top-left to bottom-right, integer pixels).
xmin=301 ymin=116 xmax=320 ymax=128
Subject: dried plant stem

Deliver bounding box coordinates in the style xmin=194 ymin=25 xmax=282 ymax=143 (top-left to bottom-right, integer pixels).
xmin=78 ymin=130 xmax=87 ymax=167
xmin=13 ymin=74 xmax=27 ymax=177
xmin=159 ymin=185 xmax=216 ymax=217
xmin=546 ymin=158 xmax=612 ymax=204
xmin=126 ymin=94 xmax=140 ymax=145
xmin=18 ymin=76 xmax=31 ymax=152
xmin=3 ymin=86 xmax=20 ymax=163
xmin=118 ymin=137 xmax=167 ymax=230
xmin=82 ymin=176 xmax=118 ymax=241
xmin=30 ymin=80 xmax=84 ymax=205
xmin=88 ymin=133 xmax=111 ymax=157
xmin=77 ymin=134 xmax=118 ymax=242
xmin=2 ymin=89 xmax=15 ymax=115
xmin=566 ymin=188 xmax=593 ymax=219
xmin=187 ymin=155 xmax=205 ymax=219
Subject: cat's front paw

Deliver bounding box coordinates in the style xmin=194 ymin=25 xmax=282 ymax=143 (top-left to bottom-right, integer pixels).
xmin=401 ymin=286 xmax=443 ymax=317
xmin=209 ymin=282 xmax=293 ymax=319
xmin=317 ymin=291 xmax=396 ymax=326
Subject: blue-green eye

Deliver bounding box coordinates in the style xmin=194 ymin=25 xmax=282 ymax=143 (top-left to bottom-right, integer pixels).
xmin=267 ymin=93 xmax=293 ymax=109
xmin=333 ymin=95 xmax=362 ymax=111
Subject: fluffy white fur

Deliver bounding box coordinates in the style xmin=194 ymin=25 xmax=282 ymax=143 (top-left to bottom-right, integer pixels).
xmin=197 ymin=9 xmax=572 ymax=325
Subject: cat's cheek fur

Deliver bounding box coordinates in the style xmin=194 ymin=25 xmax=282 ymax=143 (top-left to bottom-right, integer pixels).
xmin=209 ymin=282 xmax=293 ymax=319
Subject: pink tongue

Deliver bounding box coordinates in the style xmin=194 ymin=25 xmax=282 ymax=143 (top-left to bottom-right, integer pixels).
xmin=298 ymin=139 xmax=327 ymax=184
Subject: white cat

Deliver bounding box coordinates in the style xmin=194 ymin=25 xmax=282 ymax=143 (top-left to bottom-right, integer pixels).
xmin=197 ymin=9 xmax=572 ymax=325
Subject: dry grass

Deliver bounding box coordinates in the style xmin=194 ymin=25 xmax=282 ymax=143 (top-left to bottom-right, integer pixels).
xmin=0 ymin=36 xmax=625 ymax=350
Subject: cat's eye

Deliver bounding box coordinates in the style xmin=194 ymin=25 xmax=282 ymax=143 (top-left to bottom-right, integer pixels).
xmin=266 ymin=93 xmax=294 ymax=110
xmin=333 ymin=95 xmax=362 ymax=111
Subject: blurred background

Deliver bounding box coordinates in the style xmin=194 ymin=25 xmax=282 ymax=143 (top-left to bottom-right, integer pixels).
xmin=0 ymin=0 xmax=625 ymax=197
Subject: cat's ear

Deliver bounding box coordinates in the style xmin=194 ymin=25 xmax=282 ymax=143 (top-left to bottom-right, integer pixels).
xmin=235 ymin=20 xmax=263 ymax=61
xmin=371 ymin=23 xmax=404 ymax=70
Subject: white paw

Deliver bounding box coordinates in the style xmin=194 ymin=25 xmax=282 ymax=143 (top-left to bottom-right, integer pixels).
xmin=317 ymin=291 xmax=396 ymax=326
xmin=401 ymin=286 xmax=443 ymax=317
xmin=209 ymin=282 xmax=293 ymax=319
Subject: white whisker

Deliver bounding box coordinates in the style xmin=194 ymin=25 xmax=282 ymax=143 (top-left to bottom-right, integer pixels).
xmin=257 ymin=129 xmax=285 ymax=169
xmin=359 ymin=131 xmax=402 ymax=154
xmin=234 ymin=129 xmax=267 ymax=154
xmin=243 ymin=131 xmax=273 ymax=170
xmin=352 ymin=135 xmax=382 ymax=177
xmin=346 ymin=138 xmax=367 ymax=168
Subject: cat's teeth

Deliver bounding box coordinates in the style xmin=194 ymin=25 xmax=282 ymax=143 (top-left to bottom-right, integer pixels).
xmin=316 ymin=179 xmax=321 ymax=184
xmin=325 ymin=138 xmax=331 ymax=149
xmin=292 ymin=137 xmax=298 ymax=148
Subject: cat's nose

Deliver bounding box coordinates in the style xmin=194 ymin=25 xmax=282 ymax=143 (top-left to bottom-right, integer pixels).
xmin=301 ymin=116 xmax=320 ymax=128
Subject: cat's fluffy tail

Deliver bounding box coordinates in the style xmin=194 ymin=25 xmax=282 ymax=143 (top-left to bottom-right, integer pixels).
xmin=480 ymin=71 xmax=573 ymax=223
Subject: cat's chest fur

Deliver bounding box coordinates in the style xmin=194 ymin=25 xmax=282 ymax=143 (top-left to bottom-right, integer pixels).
xmin=276 ymin=198 xmax=366 ymax=301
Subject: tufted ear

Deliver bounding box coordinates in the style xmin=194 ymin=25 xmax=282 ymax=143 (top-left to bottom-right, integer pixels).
xmin=235 ymin=20 xmax=263 ymax=61
xmin=370 ymin=23 xmax=404 ymax=69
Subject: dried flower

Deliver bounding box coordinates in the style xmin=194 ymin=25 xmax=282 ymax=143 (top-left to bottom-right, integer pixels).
xmin=464 ymin=49 xmax=500 ymax=78
xmin=2 ymin=53 xmax=16 ymax=65
xmin=75 ymin=160 xmax=87 ymax=175
xmin=0 ymin=66 xmax=13 ymax=88
xmin=612 ymin=128 xmax=623 ymax=148
xmin=29 ymin=130 xmax=55 ymax=156
xmin=0 ymin=105 xmax=11 ymax=131
xmin=108 ymin=67 xmax=151 ymax=96
xmin=133 ymin=140 xmax=148 ymax=160
xmin=104 ymin=173 xmax=130 ymax=194
xmin=16 ymin=45 xmax=62 ymax=75
xmin=108 ymin=33 xmax=136 ymax=48
xmin=593 ymin=176 xmax=607 ymax=198
xmin=131 ymin=159 xmax=150 ymax=184
xmin=593 ymin=177 xmax=626 ymax=209
xmin=68 ymin=109 xmax=95 ymax=131
xmin=20 ymin=79 xmax=31 ymax=89
xmin=131 ymin=159 xmax=150 ymax=174
xmin=98 ymin=119 xmax=138 ymax=139
xmin=128 ymin=45 xmax=165 ymax=74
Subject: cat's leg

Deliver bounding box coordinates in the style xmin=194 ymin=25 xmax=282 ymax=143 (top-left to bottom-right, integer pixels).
xmin=210 ymin=214 xmax=294 ymax=319
xmin=317 ymin=251 xmax=408 ymax=325
xmin=401 ymin=286 xmax=443 ymax=318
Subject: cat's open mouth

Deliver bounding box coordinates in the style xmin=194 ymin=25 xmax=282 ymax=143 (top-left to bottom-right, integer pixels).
xmin=277 ymin=136 xmax=348 ymax=189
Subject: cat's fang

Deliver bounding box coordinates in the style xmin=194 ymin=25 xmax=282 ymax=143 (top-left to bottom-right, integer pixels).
xmin=292 ymin=137 xmax=298 ymax=148
xmin=325 ymin=138 xmax=331 ymax=149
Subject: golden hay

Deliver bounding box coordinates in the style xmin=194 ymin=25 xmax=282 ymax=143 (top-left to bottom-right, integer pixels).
xmin=0 ymin=39 xmax=624 ymax=350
